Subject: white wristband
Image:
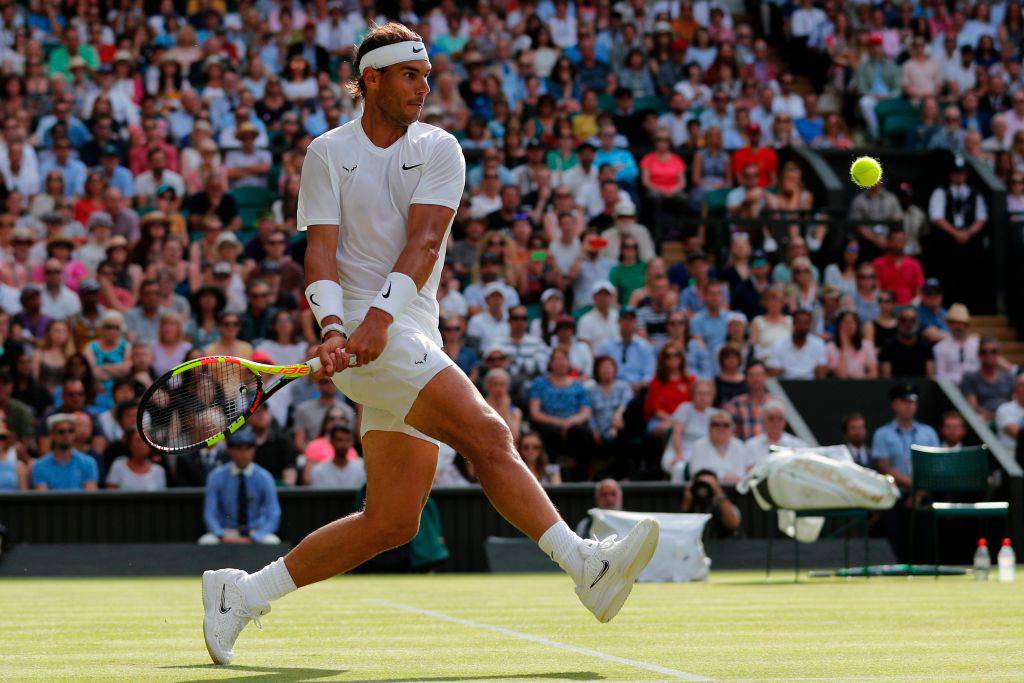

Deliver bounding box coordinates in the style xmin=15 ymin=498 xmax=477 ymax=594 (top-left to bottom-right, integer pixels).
xmin=370 ymin=272 xmax=418 ymax=321
xmin=305 ymin=279 xmax=344 ymax=327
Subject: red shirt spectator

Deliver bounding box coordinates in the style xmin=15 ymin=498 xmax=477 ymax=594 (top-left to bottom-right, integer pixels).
xmin=730 ymin=124 xmax=778 ymax=187
xmin=640 ymin=139 xmax=686 ymax=195
xmin=873 ymin=231 xmax=924 ymax=304
xmin=643 ymin=374 xmax=694 ymax=422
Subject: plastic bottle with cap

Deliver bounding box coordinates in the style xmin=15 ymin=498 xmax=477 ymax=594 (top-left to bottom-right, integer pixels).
xmin=973 ymin=538 xmax=991 ymax=581
xmin=997 ymin=538 xmax=1016 ymax=583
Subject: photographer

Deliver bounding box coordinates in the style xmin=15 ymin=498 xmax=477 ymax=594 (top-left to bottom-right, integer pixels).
xmin=681 ymin=469 xmax=742 ymax=537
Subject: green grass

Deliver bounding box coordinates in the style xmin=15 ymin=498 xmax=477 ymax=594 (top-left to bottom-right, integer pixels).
xmin=1 ymin=571 xmax=1022 ymax=681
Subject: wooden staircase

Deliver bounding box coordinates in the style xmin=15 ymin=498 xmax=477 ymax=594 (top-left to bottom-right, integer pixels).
xmin=972 ymin=315 xmax=1024 ymax=365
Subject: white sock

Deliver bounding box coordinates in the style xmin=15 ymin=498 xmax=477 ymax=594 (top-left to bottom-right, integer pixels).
xmin=538 ymin=521 xmax=585 ymax=583
xmin=238 ymin=557 xmax=297 ymax=607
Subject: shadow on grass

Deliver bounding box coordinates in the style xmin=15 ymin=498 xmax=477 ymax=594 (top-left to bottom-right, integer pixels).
xmin=159 ymin=664 xmax=345 ymax=681
xmin=161 ymin=665 xmax=604 ymax=682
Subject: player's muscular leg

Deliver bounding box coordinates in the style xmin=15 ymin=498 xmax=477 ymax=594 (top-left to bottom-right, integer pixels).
xmin=405 ymin=366 xmax=561 ymax=541
xmin=283 ymin=430 xmax=437 ymax=587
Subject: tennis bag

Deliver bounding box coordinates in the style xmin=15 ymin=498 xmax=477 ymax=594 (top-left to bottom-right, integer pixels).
xmin=737 ymin=447 xmax=900 ymax=542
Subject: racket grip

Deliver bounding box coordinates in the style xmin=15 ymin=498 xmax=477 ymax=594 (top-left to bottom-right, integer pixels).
xmin=306 ymin=356 xmax=323 ymax=373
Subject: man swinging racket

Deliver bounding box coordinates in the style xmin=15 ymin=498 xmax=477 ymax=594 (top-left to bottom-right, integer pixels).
xmin=201 ymin=23 xmax=659 ymax=665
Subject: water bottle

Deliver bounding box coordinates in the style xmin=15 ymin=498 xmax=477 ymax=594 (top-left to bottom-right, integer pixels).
xmin=998 ymin=538 xmax=1016 ymax=583
xmin=973 ymin=538 xmax=991 ymax=581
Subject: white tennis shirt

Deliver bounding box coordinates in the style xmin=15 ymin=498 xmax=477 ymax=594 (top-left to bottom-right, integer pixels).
xmin=297 ymin=117 xmax=465 ymax=335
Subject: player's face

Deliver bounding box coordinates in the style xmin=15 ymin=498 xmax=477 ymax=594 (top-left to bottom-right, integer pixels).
xmin=373 ymin=61 xmax=431 ymax=126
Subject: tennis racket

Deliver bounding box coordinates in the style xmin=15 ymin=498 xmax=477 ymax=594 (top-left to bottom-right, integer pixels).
xmin=137 ymin=355 xmax=326 ymax=454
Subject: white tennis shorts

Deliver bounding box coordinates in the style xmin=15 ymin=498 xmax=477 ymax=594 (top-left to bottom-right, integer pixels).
xmin=331 ymin=325 xmax=454 ymax=445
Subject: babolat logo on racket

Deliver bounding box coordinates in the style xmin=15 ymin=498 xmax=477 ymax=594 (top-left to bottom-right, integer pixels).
xmin=278 ymin=365 xmax=310 ymax=375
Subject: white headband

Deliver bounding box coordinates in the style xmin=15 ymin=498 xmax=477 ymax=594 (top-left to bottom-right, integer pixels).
xmin=358 ymin=40 xmax=430 ymax=75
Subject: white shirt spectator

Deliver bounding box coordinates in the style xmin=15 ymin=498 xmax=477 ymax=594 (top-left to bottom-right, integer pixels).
xmin=933 ymin=334 xmax=980 ymax=382
xmin=560 ymin=163 xmax=598 ymax=199
xmin=439 ymin=288 xmax=468 ymax=319
xmin=767 ymin=334 xmax=827 ymax=379
xmin=790 ymin=5 xmax=827 ymax=39
xmin=578 ymin=307 xmax=619 ymax=349
xmin=773 ymin=93 xmax=806 ymax=119
xmin=928 ymin=184 xmax=988 ymax=223
xmin=744 ymin=432 xmax=807 ymax=467
xmin=657 ymin=111 xmax=692 ymax=147
xmin=995 ymin=398 xmax=1024 ymax=449
xmin=224 ymin=148 xmax=272 ymax=189
xmin=41 ymin=285 xmax=82 ymax=320
xmin=548 ymin=14 xmax=578 ymax=49
xmin=463 ymin=280 xmax=520 ymax=312
xmin=688 ymin=435 xmax=753 ymax=484
xmin=310 ymin=457 xmax=367 ymax=489
xmin=105 ymin=457 xmax=167 ymax=491
xmin=467 ymin=310 xmax=510 ymax=347
xmin=549 ymin=235 xmax=582 ymax=276
xmin=469 ymin=193 xmax=502 ymax=218
xmin=134 ymin=169 xmax=185 ymax=203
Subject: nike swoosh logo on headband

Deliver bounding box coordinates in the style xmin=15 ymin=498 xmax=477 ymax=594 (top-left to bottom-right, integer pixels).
xmin=412 ymin=46 xmax=424 ymax=53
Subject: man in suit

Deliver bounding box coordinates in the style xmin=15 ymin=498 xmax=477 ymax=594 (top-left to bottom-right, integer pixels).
xmin=198 ymin=429 xmax=281 ymax=545
xmin=842 ymin=412 xmax=872 ymax=468
xmin=288 ymin=23 xmax=330 ymax=73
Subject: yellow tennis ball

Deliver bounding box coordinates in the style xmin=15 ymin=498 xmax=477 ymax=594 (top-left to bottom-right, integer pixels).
xmin=850 ymin=156 xmax=883 ymax=188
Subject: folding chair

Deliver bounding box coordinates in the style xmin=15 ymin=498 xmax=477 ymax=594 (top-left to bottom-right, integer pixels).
xmin=909 ymin=445 xmax=1010 ymax=577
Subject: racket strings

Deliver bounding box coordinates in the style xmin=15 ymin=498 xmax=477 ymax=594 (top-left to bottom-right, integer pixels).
xmin=141 ymin=361 xmax=261 ymax=451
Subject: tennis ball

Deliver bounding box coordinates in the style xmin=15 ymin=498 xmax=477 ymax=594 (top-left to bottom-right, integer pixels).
xmin=850 ymin=156 xmax=883 ymax=189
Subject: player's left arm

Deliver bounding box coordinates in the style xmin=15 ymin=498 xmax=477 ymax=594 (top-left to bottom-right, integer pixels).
xmin=346 ymin=136 xmax=465 ymax=367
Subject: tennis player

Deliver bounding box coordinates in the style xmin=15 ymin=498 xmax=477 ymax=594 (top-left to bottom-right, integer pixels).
xmin=202 ymin=23 xmax=659 ymax=665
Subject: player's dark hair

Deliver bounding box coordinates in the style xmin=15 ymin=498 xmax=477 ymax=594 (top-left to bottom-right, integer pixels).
xmin=348 ymin=22 xmax=423 ymax=99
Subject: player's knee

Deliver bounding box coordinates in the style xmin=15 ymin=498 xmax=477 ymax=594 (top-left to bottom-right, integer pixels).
xmin=464 ymin=414 xmax=516 ymax=466
xmin=367 ymin=512 xmax=421 ymax=549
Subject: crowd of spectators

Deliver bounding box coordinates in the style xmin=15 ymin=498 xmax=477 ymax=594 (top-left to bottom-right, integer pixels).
xmin=0 ymin=0 xmax=1020 ymax=514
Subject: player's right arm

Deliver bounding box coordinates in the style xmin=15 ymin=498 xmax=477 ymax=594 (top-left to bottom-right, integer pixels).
xmin=297 ymin=140 xmax=349 ymax=377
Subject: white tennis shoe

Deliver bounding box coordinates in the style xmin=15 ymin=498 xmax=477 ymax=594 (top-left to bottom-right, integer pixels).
xmin=202 ymin=568 xmax=269 ymax=665
xmin=575 ymin=517 xmax=660 ymax=623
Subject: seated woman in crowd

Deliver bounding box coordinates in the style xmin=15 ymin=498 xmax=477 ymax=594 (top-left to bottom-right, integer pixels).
xmin=550 ymin=314 xmax=593 ymax=378
xmin=302 ymin=405 xmax=357 ymax=486
xmin=151 ymin=312 xmax=191 ymax=376
xmin=0 ymin=426 xmax=27 ymax=491
xmin=608 ymin=237 xmax=647 ymax=308
xmin=750 ymin=284 xmax=791 ymax=360
xmin=528 ymin=347 xmax=593 ymax=479
xmin=84 ymin=310 xmax=132 ymax=395
xmin=519 ymin=431 xmax=562 ymax=485
xmin=204 ymin=311 xmax=253 ymax=360
xmin=688 ymin=410 xmax=751 ymax=485
xmin=483 ymin=368 xmax=523 ymax=447
xmin=823 ymin=238 xmax=860 ymax=299
xmin=586 ymin=355 xmax=633 ymax=478
xmin=714 ymin=344 xmax=748 ymax=407
xmin=827 ymin=310 xmax=878 ymax=378
xmin=33 ymin=320 xmax=75 ymax=395
xmin=646 ymin=339 xmax=695 ymax=434
xmin=440 ymin=316 xmax=479 ymax=382
xmin=662 ymin=378 xmax=716 ymax=483
xmin=105 ymin=428 xmax=167 ymax=491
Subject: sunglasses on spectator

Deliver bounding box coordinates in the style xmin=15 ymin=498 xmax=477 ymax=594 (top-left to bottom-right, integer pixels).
xmin=102 ymin=323 xmax=121 ymax=330
xmin=442 ymin=326 xmax=462 ymax=332
xmin=980 ymin=348 xmax=998 ymax=355
xmin=509 ymin=315 xmax=528 ymax=321
xmin=710 ymin=422 xmax=731 ymax=428
xmin=54 ymin=428 xmax=75 ymax=435
xmin=220 ymin=320 xmax=241 ymax=327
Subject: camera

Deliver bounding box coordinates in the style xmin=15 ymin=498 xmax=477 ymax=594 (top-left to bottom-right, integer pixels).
xmin=690 ymin=479 xmax=715 ymax=513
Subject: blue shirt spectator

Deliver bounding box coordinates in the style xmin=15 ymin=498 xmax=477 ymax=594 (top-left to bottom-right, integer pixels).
xmin=689 ymin=309 xmax=730 ymax=351
xmin=39 ymin=143 xmax=88 ymax=197
xmin=871 ymin=385 xmax=940 ymax=484
xmin=596 ymin=314 xmax=656 ymax=387
xmin=594 ymin=146 xmax=638 ymax=184
xmin=31 ymin=450 xmax=99 ymax=490
xmin=203 ymin=432 xmax=281 ymax=543
xmin=529 ymin=374 xmax=591 ymax=418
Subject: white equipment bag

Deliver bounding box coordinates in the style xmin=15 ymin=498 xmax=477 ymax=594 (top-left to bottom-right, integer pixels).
xmin=588 ymin=509 xmax=711 ymax=582
xmin=737 ymin=446 xmax=900 ymax=543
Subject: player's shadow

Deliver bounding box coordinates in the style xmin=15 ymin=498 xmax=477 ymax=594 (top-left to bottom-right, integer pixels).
xmin=161 ymin=665 xmax=603 ymax=682
xmin=159 ymin=664 xmax=345 ymax=681
xmin=352 ymin=674 xmax=604 ymax=682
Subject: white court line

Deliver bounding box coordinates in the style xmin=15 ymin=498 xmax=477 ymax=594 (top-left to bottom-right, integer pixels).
xmin=370 ymin=599 xmax=707 ymax=681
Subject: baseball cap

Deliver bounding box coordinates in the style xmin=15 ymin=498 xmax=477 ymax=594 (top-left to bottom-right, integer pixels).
xmin=101 ymin=143 xmax=121 ymax=157
xmin=686 ymin=250 xmax=710 ymax=263
xmin=483 ymin=281 xmax=506 ymax=299
xmin=591 ymin=280 xmax=616 ymax=297
xmin=259 ymin=259 xmax=282 ymax=275
xmin=237 ymin=121 xmax=259 ymax=138
xmin=922 ymin=277 xmax=942 ymax=294
xmin=554 ymin=313 xmax=576 ymax=329
xmin=751 ymin=250 xmax=769 ymax=267
xmin=615 ymin=199 xmax=637 ymax=217
xmin=156 ymin=184 xmax=178 ymax=198
xmin=79 ymin=278 xmax=101 ymax=294
xmin=214 ymin=232 xmax=242 ymax=249
xmin=46 ymin=413 xmax=76 ymax=430
xmin=40 ymin=211 xmax=63 ymax=225
xmin=227 ymin=429 xmax=257 ymax=447
xmin=105 ymin=235 xmax=128 ymax=251
xmin=11 ymin=227 xmax=34 ymax=243
xmin=619 ymin=306 xmax=637 ymax=318
xmin=212 ymin=261 xmax=233 ymax=277
xmin=540 ymin=288 xmax=564 ymax=303
xmin=888 ymin=383 xmax=919 ymax=402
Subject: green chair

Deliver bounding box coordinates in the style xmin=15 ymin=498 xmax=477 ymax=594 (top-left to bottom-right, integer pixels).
xmin=230 ymin=186 xmax=276 ymax=230
xmin=908 ymin=445 xmax=1010 ymax=576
